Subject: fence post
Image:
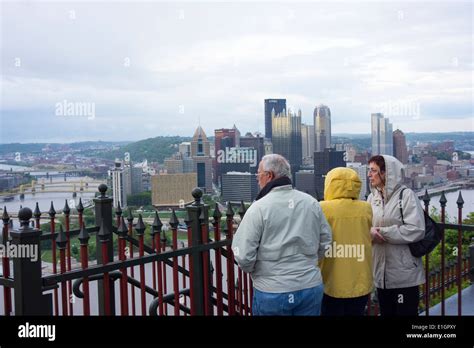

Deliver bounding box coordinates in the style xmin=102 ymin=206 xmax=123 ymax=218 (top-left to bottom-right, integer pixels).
xmin=94 ymin=183 xmax=116 ymax=315
xmin=186 ymin=188 xmax=207 ymax=315
xmin=11 ymin=207 xmax=52 ymax=315
xmin=199 ymin=202 xmax=212 ymax=315
xmin=469 ymin=237 xmax=474 ymax=284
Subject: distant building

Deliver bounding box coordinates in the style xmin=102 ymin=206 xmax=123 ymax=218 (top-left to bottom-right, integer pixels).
xmin=347 ymin=162 xmax=369 ymax=200
xmin=183 ymin=157 xmax=194 ymax=173
xmin=215 ymin=126 xmax=240 ymax=152
xmin=191 ymin=126 xmax=213 ymax=193
xmin=131 ymin=167 xmax=144 ymax=194
xmin=393 ymin=129 xmax=409 ymax=164
xmin=335 ymin=144 xmax=356 ymax=162
xmin=191 ymin=126 xmax=211 ymax=157
xmin=214 ymin=126 xmax=241 ymax=184
xmin=193 ymin=157 xmax=213 ymax=193
xmin=406 ymin=164 xmax=426 ymax=178
xmin=221 ymin=172 xmax=258 ymax=203
xmin=220 ymin=162 xmax=252 ymax=175
xmin=314 ymin=105 xmax=332 ymax=152
xmin=151 ymin=173 xmax=197 ymax=207
xmin=240 ymin=132 xmax=264 ymax=167
xmin=141 ymin=172 xmax=151 ymax=192
xmin=164 ymin=156 xmax=184 ymax=174
xmin=111 ymin=160 xmax=127 ymax=208
xmin=435 ymin=141 xmax=455 ymax=154
xmin=433 ymin=164 xmax=449 ymax=180
xmin=371 ymin=113 xmax=393 ymax=156
xmin=264 ymin=99 xmax=286 ymax=140
xmin=346 ymin=146 xmax=357 ymax=163
xmin=264 ymin=139 xmax=273 ymax=155
xmin=413 ymin=175 xmax=438 ymax=189
xmin=123 ymin=165 xmax=144 ymax=196
xmin=447 ymin=170 xmax=461 ymax=181
xmin=354 ymin=152 xmax=369 ymax=164
xmin=0 ymin=174 xmax=27 ymax=191
xmin=178 ymin=142 xmax=191 ymax=157
xmin=164 ymin=153 xmax=194 ymax=174
xmin=295 ymin=170 xmax=316 ymax=198
xmin=301 ymin=124 xmax=315 ymax=165
xmin=272 ymin=108 xmax=302 ymax=173
xmin=314 ymin=148 xmax=346 ymax=200
xmin=217 ymin=146 xmax=259 ymax=185
xmin=422 ymin=155 xmax=438 ymax=170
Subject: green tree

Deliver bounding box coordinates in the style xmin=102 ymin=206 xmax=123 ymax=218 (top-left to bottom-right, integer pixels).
xmin=127 ymin=191 xmax=152 ymax=207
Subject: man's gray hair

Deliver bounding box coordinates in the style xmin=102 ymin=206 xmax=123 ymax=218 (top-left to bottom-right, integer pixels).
xmin=261 ymin=154 xmax=291 ymax=178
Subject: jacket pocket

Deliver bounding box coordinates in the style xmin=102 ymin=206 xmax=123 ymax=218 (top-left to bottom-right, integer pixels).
xmin=401 ymin=246 xmax=418 ymax=270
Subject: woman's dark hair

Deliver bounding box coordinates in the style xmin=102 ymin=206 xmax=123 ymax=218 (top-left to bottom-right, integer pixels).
xmin=368 ymin=155 xmax=386 ymax=173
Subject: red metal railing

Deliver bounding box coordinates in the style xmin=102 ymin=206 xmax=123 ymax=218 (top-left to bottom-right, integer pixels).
xmin=0 ymin=186 xmax=471 ymax=317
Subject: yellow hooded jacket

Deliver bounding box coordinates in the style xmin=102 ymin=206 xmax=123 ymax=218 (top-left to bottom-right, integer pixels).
xmin=319 ymin=167 xmax=373 ymax=298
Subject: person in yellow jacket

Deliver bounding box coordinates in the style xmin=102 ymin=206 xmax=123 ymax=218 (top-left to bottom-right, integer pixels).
xmin=319 ymin=167 xmax=373 ymax=316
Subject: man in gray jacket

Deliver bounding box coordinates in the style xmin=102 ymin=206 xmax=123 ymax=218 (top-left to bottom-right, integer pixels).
xmin=232 ymin=154 xmax=332 ymax=316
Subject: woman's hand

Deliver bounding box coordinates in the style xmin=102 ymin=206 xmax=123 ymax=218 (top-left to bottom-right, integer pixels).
xmin=370 ymin=227 xmax=386 ymax=244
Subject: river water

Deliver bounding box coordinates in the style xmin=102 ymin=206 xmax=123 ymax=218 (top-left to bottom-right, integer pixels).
xmin=1 ymin=175 xmax=103 ymax=230
xmin=426 ymin=189 xmax=473 ymax=222
xmin=0 ymin=163 xmax=32 ymax=171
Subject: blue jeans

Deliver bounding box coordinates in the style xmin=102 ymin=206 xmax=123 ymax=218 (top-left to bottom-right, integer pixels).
xmin=252 ymin=284 xmax=324 ymax=316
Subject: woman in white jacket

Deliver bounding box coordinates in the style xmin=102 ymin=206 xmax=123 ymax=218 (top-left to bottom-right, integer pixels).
xmin=367 ymin=155 xmax=425 ymax=316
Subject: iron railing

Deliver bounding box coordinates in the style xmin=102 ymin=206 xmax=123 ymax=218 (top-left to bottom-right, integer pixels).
xmin=0 ymin=185 xmax=473 ymax=316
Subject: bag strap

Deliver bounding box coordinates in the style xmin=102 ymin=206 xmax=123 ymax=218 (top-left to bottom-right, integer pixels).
xmin=399 ymin=187 xmax=407 ymax=224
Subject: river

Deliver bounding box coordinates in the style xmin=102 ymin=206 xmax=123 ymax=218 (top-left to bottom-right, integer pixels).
xmin=427 ymin=189 xmax=473 ymax=222
xmin=0 ymin=163 xmax=32 ymax=171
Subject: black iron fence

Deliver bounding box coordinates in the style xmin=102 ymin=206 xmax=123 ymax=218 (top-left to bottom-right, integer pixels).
xmin=0 ymin=185 xmax=473 ymax=316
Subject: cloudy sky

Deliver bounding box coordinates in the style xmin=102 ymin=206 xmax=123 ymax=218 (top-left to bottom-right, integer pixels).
xmin=1 ymin=0 xmax=472 ymax=143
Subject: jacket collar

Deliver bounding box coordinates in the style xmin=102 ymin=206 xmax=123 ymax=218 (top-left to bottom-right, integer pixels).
xmin=256 ymin=176 xmax=292 ymax=200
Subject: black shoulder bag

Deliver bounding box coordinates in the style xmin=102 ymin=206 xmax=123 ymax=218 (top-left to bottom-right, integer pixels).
xmin=399 ymin=188 xmax=442 ymax=257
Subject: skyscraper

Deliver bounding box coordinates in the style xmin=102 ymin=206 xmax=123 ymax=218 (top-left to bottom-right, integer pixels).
xmin=272 ymin=108 xmax=302 ymax=173
xmin=393 ymin=129 xmax=409 ymax=164
xmin=194 ymin=157 xmax=213 ymax=193
xmin=240 ymin=132 xmax=264 ymax=166
xmin=314 ymin=105 xmax=332 ymax=152
xmin=264 ymin=99 xmax=286 ymax=140
xmin=371 ymin=113 xmax=393 ymax=156
xmin=221 ymin=172 xmax=259 ymax=203
xmin=295 ymin=170 xmax=316 ymax=197
xmin=214 ymin=126 xmax=241 ymax=184
xmin=111 ymin=160 xmax=127 ymax=208
xmin=301 ymin=124 xmax=315 ymax=164
xmin=191 ymin=126 xmax=213 ymax=193
xmin=191 ymin=126 xmax=211 ymax=157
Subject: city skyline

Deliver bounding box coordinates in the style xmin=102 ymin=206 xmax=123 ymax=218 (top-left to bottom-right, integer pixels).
xmin=1 ymin=1 xmax=472 ymax=143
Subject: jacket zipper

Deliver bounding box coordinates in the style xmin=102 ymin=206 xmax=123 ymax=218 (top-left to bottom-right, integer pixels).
xmin=381 ymin=194 xmax=387 ymax=289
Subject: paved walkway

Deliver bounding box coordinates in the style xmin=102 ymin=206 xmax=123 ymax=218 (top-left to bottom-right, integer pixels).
xmin=421 ymin=284 xmax=474 ymax=315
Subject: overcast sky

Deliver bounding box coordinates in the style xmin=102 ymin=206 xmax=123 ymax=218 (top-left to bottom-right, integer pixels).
xmin=1 ymin=0 xmax=472 ymax=143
